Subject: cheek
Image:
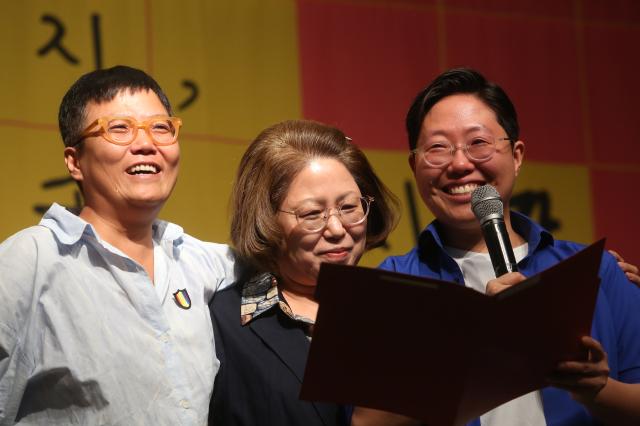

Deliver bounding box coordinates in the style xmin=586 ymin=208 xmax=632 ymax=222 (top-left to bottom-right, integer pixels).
xmin=414 ymin=172 xmax=441 ymax=209
xmin=88 ymin=154 xmax=123 ymax=179
xmin=415 ymin=167 xmax=438 ymax=192
xmin=282 ymin=231 xmax=320 ymax=266
xmin=352 ymin=234 xmax=367 ymax=262
xmin=292 ymin=239 xmax=321 ymax=264
xmin=164 ymin=148 xmax=181 ymax=169
xmin=278 ymin=237 xmax=323 ymax=284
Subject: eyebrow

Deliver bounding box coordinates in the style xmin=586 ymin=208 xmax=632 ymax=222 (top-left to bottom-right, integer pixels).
xmin=424 ymin=124 xmax=493 ymax=139
xmin=100 ymin=113 xmax=172 ymax=121
xmin=288 ymin=191 xmax=361 ymax=208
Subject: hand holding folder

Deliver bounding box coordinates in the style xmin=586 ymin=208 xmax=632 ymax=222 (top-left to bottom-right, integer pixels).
xmin=301 ymin=240 xmax=605 ymax=426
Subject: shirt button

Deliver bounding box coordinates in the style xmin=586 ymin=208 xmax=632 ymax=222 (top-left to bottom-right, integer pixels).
xmin=160 ymin=334 xmax=169 ymax=343
xmin=180 ymin=399 xmax=190 ymax=409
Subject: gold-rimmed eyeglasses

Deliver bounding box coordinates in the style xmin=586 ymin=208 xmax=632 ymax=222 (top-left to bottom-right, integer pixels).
xmin=71 ymin=116 xmax=183 ymax=147
xmin=279 ymin=195 xmax=374 ymax=233
xmin=411 ymin=136 xmax=512 ymax=168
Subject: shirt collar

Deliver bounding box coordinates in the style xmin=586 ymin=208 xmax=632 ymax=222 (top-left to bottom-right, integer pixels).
xmin=419 ymin=210 xmax=554 ymax=258
xmin=39 ymin=203 xmax=185 ymax=248
xmin=39 ymin=203 xmax=95 ymax=245
xmin=239 ymin=272 xmax=314 ymax=326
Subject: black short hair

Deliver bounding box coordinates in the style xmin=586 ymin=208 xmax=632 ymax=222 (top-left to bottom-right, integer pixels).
xmin=406 ymin=68 xmax=519 ymax=150
xmin=58 ymin=65 xmax=172 ymax=147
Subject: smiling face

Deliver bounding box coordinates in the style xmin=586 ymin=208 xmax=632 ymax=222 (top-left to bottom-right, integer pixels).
xmin=275 ymin=158 xmax=367 ymax=289
xmin=410 ymin=94 xmax=524 ymax=232
xmin=65 ymin=89 xmax=180 ymax=216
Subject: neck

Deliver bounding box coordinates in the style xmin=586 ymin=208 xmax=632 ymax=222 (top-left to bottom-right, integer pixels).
xmin=79 ymin=205 xmax=157 ymax=282
xmin=439 ymin=210 xmax=525 ymax=253
xmin=80 ymin=205 xmax=155 ymax=243
xmin=278 ymin=277 xmax=319 ymax=321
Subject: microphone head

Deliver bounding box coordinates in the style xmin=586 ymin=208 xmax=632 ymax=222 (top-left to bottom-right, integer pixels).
xmin=471 ymin=184 xmax=504 ymax=224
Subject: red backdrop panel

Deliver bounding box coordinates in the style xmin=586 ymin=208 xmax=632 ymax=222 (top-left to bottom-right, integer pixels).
xmin=296 ymin=0 xmax=639 ymax=264
xmin=584 ymin=23 xmax=640 ymax=165
xmin=583 ymin=0 xmax=640 ymax=23
xmin=591 ymin=169 xmax=640 ymax=260
xmin=445 ymin=0 xmax=574 ymax=18
xmin=445 ymin=11 xmax=584 ymax=163
xmin=297 ymin=0 xmax=440 ymax=151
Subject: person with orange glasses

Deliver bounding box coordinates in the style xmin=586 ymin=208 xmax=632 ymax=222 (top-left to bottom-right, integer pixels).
xmin=0 ymin=66 xmax=237 ymax=425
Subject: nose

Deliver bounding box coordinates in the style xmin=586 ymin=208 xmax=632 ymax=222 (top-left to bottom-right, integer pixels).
xmin=323 ymin=212 xmax=346 ymax=239
xmin=448 ymin=145 xmax=474 ymax=175
xmin=130 ymin=127 xmax=157 ymax=153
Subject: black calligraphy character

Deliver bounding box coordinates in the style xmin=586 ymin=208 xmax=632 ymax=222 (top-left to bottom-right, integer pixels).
xmin=511 ymin=190 xmax=561 ymax=232
xmin=36 ymin=14 xmax=79 ymax=65
xmin=33 ymin=176 xmax=83 ymax=215
xmin=178 ymin=80 xmax=199 ymax=111
xmin=91 ymin=14 xmax=103 ymax=69
xmin=37 ymin=13 xmax=103 ymax=69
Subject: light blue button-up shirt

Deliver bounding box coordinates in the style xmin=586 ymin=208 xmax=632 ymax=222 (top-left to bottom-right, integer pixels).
xmin=0 ymin=204 xmax=237 ymax=425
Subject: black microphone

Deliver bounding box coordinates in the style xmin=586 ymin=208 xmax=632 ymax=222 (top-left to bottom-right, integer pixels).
xmin=471 ymin=184 xmax=518 ymax=277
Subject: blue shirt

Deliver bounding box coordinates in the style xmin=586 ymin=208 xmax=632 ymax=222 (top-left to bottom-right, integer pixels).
xmin=379 ymin=212 xmax=640 ymax=426
xmin=0 ymin=204 xmax=237 ymax=425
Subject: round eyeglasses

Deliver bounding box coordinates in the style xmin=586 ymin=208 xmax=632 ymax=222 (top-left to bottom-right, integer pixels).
xmin=279 ymin=196 xmax=374 ymax=233
xmin=411 ymin=136 xmax=512 ymax=168
xmin=71 ymin=116 xmax=183 ymax=147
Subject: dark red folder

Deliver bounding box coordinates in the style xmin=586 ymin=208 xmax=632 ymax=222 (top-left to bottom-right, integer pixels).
xmin=301 ymin=239 xmax=604 ymax=426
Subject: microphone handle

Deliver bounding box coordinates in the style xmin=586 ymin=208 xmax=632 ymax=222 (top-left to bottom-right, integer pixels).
xmin=481 ymin=218 xmax=518 ymax=277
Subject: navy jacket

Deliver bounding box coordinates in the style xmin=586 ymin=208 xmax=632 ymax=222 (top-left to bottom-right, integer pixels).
xmin=209 ymin=282 xmax=346 ymax=426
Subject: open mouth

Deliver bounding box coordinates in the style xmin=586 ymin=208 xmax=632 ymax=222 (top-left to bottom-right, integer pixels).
xmin=445 ymin=183 xmax=480 ymax=195
xmin=126 ymin=164 xmax=159 ymax=175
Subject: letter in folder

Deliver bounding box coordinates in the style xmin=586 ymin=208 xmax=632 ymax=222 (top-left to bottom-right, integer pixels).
xmin=300 ymin=239 xmax=604 ymax=426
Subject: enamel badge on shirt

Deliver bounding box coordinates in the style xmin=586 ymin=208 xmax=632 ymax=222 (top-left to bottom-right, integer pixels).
xmin=173 ymin=289 xmax=191 ymax=309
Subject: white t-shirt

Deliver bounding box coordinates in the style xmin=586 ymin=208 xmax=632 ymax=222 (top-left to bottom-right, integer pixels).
xmin=444 ymin=243 xmax=547 ymax=426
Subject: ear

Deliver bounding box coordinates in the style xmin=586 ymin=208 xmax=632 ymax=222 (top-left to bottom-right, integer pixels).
xmin=408 ymin=152 xmax=417 ymax=174
xmin=512 ymin=140 xmax=525 ymax=176
xmin=64 ymin=147 xmax=84 ymax=182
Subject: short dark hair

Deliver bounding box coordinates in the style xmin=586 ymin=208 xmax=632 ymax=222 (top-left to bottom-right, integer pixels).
xmin=58 ymin=65 xmax=172 ymax=147
xmin=231 ymin=119 xmax=400 ymax=273
xmin=406 ymin=68 xmax=519 ymax=150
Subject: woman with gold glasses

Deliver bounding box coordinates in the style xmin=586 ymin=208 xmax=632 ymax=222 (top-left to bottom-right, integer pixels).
xmin=208 ymin=120 xmax=410 ymax=425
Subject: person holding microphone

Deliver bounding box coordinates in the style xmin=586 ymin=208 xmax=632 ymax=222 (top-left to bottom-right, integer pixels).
xmin=380 ymin=68 xmax=640 ymax=425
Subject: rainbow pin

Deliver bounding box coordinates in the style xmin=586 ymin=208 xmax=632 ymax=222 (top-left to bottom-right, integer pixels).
xmin=173 ymin=289 xmax=192 ymax=310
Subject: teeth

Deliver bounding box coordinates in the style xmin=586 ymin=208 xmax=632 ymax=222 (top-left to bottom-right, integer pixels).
xmin=128 ymin=164 xmax=158 ymax=174
xmin=448 ymin=183 xmax=478 ymax=195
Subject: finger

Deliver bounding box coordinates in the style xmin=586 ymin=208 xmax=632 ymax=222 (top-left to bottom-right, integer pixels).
xmin=609 ymin=250 xmax=640 ymax=285
xmin=548 ymin=368 xmax=609 ymax=392
xmin=497 ymin=271 xmax=527 ymax=285
xmin=486 ymin=281 xmax=511 ymax=296
xmin=548 ymin=371 xmax=607 ymax=386
xmin=554 ymin=361 xmax=606 ymax=376
xmin=608 ymin=249 xmax=624 ymax=263
xmin=617 ymin=260 xmax=640 ymax=275
xmin=548 ymin=374 xmax=603 ymax=388
xmin=581 ymin=336 xmax=606 ymax=362
xmin=548 ymin=380 xmax=604 ymax=398
xmin=625 ymin=271 xmax=640 ymax=286
xmin=485 ymin=272 xmax=527 ymax=295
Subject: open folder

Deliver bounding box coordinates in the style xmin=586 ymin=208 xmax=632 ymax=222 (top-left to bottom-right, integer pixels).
xmin=300 ymin=239 xmax=605 ymax=426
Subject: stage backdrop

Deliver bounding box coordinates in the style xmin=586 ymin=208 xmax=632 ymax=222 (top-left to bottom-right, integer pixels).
xmin=1 ymin=0 xmax=638 ymax=267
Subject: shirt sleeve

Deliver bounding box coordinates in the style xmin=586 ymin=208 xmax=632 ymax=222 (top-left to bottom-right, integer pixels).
xmin=378 ymin=256 xmax=398 ymax=272
xmin=203 ymin=242 xmax=239 ymax=292
xmin=0 ymin=229 xmax=41 ymax=423
xmin=598 ymin=251 xmax=640 ymax=383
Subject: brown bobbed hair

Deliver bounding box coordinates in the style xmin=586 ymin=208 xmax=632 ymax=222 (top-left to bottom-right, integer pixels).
xmin=231 ymin=119 xmax=400 ymax=273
